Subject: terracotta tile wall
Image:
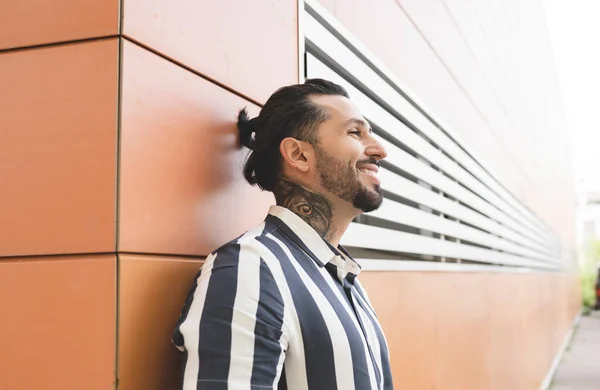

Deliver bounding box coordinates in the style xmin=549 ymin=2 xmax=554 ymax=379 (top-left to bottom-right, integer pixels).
xmin=0 ymin=39 xmax=119 ymax=257
xmin=0 ymin=255 xmax=116 ymax=390
xmin=0 ymin=1 xmax=580 ymax=389
xmin=118 ymin=254 xmax=204 ymax=390
xmin=118 ymin=41 xmax=274 ymax=257
xmin=359 ymin=271 xmax=581 ymax=390
xmin=122 ymin=0 xmax=298 ymax=103
xmin=0 ymin=0 xmax=119 ymax=50
xmin=0 ymin=35 xmax=120 ymax=389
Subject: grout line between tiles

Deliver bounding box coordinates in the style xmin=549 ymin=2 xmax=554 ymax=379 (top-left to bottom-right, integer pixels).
xmin=0 ymin=251 xmax=117 ymax=261
xmin=114 ymin=252 xmax=120 ymax=390
xmin=115 ymin=41 xmax=124 ymax=254
xmin=118 ymin=251 xmax=207 ymax=261
xmin=0 ymin=35 xmax=120 ymax=55
xmin=0 ymin=251 xmax=207 ymax=262
xmin=118 ymin=0 xmax=125 ymax=36
xmin=114 ymin=33 xmax=125 ymax=390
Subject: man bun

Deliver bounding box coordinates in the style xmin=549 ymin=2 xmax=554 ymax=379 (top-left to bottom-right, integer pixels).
xmin=237 ymin=108 xmax=256 ymax=150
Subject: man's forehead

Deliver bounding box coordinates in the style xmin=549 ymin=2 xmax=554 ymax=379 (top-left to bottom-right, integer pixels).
xmin=311 ymin=94 xmax=365 ymax=124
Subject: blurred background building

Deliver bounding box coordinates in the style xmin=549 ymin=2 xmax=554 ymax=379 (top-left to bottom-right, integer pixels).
xmin=545 ymin=0 xmax=600 ymax=262
xmin=578 ymin=191 xmax=600 ymax=244
xmin=0 ymin=1 xmax=587 ymax=389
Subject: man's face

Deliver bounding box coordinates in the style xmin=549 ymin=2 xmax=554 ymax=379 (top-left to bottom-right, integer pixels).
xmin=309 ymin=95 xmax=387 ymax=212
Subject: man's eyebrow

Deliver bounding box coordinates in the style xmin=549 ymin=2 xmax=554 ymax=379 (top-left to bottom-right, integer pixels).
xmin=343 ymin=118 xmax=373 ymax=133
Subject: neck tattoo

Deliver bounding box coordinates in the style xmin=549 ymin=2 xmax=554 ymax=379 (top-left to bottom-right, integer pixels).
xmin=274 ymin=179 xmax=333 ymax=240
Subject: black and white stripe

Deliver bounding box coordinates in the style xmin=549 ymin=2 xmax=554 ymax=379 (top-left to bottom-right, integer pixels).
xmin=173 ymin=206 xmax=393 ymax=390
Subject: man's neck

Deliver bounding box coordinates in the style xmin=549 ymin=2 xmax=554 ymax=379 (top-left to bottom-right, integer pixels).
xmin=273 ymin=178 xmax=354 ymax=247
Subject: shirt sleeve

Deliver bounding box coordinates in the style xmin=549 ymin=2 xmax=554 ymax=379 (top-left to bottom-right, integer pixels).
xmin=173 ymin=240 xmax=288 ymax=390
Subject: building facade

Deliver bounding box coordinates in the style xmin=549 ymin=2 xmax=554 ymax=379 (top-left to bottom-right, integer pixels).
xmin=0 ymin=1 xmax=580 ymax=389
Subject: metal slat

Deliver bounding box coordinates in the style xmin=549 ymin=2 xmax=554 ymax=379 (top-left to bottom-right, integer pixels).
xmin=377 ymin=168 xmax=557 ymax=261
xmin=370 ymin=199 xmax=556 ymax=264
xmin=356 ymin=259 xmax=542 ymax=273
xmin=342 ymin=223 xmax=555 ymax=269
xmin=376 ymin=136 xmax=560 ymax=256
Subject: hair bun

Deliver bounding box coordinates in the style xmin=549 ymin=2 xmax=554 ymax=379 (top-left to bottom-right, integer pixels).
xmin=237 ymin=108 xmax=256 ymax=149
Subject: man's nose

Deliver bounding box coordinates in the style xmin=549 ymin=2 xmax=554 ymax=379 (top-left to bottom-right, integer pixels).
xmin=366 ymin=136 xmax=388 ymax=161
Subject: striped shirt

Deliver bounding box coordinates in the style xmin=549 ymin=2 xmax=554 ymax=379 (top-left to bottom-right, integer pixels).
xmin=173 ymin=205 xmax=393 ymax=390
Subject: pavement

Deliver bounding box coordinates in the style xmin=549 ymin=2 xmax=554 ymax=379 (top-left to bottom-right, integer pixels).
xmin=550 ymin=311 xmax=600 ymax=390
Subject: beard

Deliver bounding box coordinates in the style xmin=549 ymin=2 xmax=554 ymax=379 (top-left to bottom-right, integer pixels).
xmin=314 ymin=145 xmax=383 ymax=212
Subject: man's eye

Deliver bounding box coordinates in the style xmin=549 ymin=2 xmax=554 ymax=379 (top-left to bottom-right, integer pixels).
xmin=349 ymin=129 xmax=361 ymax=136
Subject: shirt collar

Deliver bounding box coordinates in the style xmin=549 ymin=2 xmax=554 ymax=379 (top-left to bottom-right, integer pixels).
xmin=267 ymin=205 xmax=362 ymax=278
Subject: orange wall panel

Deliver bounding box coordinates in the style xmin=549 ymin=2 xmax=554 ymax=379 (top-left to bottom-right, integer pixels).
xmin=122 ymin=0 xmax=298 ymax=103
xmin=0 ymin=39 xmax=119 ymax=257
xmin=487 ymin=274 xmax=526 ymax=390
xmin=362 ymin=272 xmax=436 ymax=389
xmin=119 ymin=41 xmax=274 ymax=256
xmin=0 ymin=0 xmax=119 ymax=50
xmin=359 ymin=271 xmax=580 ymax=390
xmin=431 ymin=274 xmax=491 ymax=390
xmin=0 ymin=255 xmax=116 ymax=390
xmin=118 ymin=254 xmax=204 ymax=390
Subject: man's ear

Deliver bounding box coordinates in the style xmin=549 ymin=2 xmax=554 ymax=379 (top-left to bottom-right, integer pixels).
xmin=280 ymin=137 xmax=312 ymax=173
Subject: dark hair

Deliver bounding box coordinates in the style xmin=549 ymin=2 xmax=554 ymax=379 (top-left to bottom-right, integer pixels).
xmin=238 ymin=78 xmax=349 ymax=191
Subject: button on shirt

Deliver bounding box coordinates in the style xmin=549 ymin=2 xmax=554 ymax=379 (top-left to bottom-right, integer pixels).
xmin=173 ymin=205 xmax=393 ymax=390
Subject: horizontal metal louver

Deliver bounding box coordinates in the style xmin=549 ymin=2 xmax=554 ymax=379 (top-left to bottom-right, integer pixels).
xmin=302 ymin=0 xmax=569 ymax=271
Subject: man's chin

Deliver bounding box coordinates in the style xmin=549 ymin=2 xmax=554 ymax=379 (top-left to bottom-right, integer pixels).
xmin=359 ymin=202 xmax=382 ymax=213
xmin=353 ymin=187 xmax=383 ymax=213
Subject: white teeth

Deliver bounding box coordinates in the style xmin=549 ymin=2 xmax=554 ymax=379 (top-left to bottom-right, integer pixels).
xmin=359 ymin=168 xmax=378 ymax=177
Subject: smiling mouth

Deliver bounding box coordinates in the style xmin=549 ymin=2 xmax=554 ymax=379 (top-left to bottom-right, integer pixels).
xmin=358 ymin=167 xmax=378 ymax=177
xmin=358 ymin=167 xmax=381 ymax=185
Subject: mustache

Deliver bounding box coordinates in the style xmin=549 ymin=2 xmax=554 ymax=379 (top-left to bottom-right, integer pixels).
xmin=356 ymin=158 xmax=380 ymax=168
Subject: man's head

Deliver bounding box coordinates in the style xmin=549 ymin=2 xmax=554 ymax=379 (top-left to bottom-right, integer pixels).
xmin=238 ymin=78 xmax=387 ymax=215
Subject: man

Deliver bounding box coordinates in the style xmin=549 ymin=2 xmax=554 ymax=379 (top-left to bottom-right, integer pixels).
xmin=173 ymin=78 xmax=393 ymax=390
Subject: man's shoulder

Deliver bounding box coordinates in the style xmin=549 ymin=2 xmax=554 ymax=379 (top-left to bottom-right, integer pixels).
xmin=200 ymin=220 xmax=283 ymax=280
xmin=209 ymin=219 xmax=279 ymax=258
